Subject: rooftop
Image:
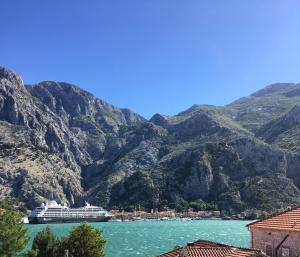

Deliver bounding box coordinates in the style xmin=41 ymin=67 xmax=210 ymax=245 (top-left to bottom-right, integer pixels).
xmin=157 ymin=240 xmax=263 ymax=257
xmin=248 ymin=207 xmax=300 ymax=232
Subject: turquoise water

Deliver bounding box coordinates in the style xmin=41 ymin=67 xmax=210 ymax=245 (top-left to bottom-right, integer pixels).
xmin=25 ymin=220 xmax=252 ymax=257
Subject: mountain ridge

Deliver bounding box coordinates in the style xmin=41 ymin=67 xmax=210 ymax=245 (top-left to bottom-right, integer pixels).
xmin=1 ymin=66 xmax=300 ymax=212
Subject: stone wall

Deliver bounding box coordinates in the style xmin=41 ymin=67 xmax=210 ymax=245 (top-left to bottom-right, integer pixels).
xmin=250 ymin=227 xmax=300 ymax=257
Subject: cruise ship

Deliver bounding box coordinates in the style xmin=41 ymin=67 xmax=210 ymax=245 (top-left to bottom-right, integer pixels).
xmin=28 ymin=201 xmax=112 ymax=224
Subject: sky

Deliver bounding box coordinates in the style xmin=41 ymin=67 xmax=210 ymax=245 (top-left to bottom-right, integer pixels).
xmin=1 ymin=0 xmax=300 ymax=118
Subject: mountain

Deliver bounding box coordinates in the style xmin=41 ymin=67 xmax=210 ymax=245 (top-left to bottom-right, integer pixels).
xmin=1 ymin=66 xmax=300 ymax=212
xmin=0 ymin=67 xmax=144 ymax=209
xmin=257 ymin=104 xmax=300 ymax=153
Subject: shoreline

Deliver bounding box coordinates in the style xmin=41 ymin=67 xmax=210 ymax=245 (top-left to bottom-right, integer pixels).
xmin=23 ymin=217 xmax=254 ymax=225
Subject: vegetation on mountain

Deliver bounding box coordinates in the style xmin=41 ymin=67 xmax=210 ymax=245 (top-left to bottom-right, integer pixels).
xmin=189 ymin=199 xmax=218 ymax=211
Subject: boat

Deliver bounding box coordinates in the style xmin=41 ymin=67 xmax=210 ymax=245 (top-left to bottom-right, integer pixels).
xmin=191 ymin=217 xmax=202 ymax=220
xmin=132 ymin=217 xmax=144 ymax=221
xmin=28 ymin=200 xmax=112 ymax=224
xmin=110 ymin=219 xmax=122 ymax=222
xmin=160 ymin=217 xmax=169 ymax=221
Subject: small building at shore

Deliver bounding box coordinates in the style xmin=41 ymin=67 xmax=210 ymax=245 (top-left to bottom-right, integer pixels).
xmin=157 ymin=239 xmax=265 ymax=257
xmin=248 ymin=207 xmax=300 ymax=257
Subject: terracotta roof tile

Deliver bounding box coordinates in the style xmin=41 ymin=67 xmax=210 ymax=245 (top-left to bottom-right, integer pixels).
xmin=248 ymin=207 xmax=300 ymax=231
xmin=187 ymin=247 xmax=233 ymax=257
xmin=157 ymin=240 xmax=262 ymax=257
xmin=191 ymin=241 xmax=230 ymax=248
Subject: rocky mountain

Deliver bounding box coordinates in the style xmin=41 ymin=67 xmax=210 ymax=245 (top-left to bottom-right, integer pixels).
xmin=1 ymin=66 xmax=300 ymax=212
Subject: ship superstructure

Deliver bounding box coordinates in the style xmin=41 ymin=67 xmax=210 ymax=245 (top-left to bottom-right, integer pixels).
xmin=28 ymin=201 xmax=111 ymax=224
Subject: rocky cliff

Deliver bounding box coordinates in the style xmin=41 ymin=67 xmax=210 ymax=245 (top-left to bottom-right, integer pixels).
xmin=1 ymin=66 xmax=300 ymax=212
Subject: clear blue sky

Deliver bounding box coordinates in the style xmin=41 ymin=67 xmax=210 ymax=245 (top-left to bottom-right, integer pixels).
xmin=1 ymin=0 xmax=300 ymax=118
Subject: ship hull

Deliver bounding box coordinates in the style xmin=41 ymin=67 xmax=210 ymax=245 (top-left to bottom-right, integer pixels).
xmin=29 ymin=216 xmax=111 ymax=224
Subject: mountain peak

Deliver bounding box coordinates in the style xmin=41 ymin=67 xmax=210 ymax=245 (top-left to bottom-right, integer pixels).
xmin=0 ymin=67 xmax=24 ymax=87
xmin=251 ymin=83 xmax=297 ymax=97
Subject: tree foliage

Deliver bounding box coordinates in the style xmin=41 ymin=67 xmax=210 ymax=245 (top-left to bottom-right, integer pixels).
xmin=62 ymin=223 xmax=106 ymax=257
xmin=0 ymin=205 xmax=29 ymax=257
xmin=28 ymin=223 xmax=106 ymax=257
xmin=189 ymin=199 xmax=218 ymax=211
xmin=31 ymin=226 xmax=58 ymax=257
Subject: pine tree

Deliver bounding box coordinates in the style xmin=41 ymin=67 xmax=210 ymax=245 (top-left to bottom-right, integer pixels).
xmin=31 ymin=226 xmax=58 ymax=257
xmin=0 ymin=206 xmax=29 ymax=257
xmin=63 ymin=223 xmax=106 ymax=257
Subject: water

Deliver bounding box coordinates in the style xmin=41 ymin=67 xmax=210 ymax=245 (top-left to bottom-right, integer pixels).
xmin=24 ymin=220 xmax=252 ymax=257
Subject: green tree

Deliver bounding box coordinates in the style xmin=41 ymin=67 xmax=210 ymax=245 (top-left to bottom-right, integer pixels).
xmin=31 ymin=226 xmax=58 ymax=257
xmin=190 ymin=199 xmax=207 ymax=211
xmin=0 ymin=206 xmax=29 ymax=257
xmin=189 ymin=199 xmax=218 ymax=211
xmin=62 ymin=223 xmax=106 ymax=257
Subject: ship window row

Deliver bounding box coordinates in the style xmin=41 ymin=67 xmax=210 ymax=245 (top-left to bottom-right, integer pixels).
xmin=44 ymin=212 xmax=104 ymax=215
xmin=47 ymin=208 xmax=68 ymax=210
xmin=47 ymin=210 xmax=103 ymax=213
xmin=43 ymin=213 xmax=99 ymax=217
xmin=47 ymin=209 xmax=103 ymax=212
xmin=47 ymin=207 xmax=101 ymax=209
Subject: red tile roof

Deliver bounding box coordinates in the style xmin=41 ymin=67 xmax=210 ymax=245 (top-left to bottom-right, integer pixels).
xmin=157 ymin=240 xmax=262 ymax=257
xmin=248 ymin=207 xmax=300 ymax=232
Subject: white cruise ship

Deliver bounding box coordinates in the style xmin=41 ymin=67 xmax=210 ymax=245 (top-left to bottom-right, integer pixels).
xmin=28 ymin=201 xmax=112 ymax=224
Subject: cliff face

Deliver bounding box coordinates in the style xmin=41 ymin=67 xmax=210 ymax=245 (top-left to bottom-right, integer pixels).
xmin=1 ymin=66 xmax=300 ymax=211
xmin=0 ymin=67 xmax=144 ymax=209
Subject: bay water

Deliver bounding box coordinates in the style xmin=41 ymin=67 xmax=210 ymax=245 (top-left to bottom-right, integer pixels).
xmin=25 ymin=219 xmax=252 ymax=257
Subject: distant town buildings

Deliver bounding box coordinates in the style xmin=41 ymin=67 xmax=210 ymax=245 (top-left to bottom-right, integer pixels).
xmin=248 ymin=207 xmax=300 ymax=257
xmin=109 ymin=209 xmax=222 ymax=220
xmin=156 ymin=240 xmax=265 ymax=257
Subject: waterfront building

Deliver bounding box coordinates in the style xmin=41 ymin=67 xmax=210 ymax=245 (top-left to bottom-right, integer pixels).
xmin=248 ymin=207 xmax=300 ymax=257
xmin=157 ymin=240 xmax=264 ymax=257
xmin=109 ymin=209 xmax=220 ymax=220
